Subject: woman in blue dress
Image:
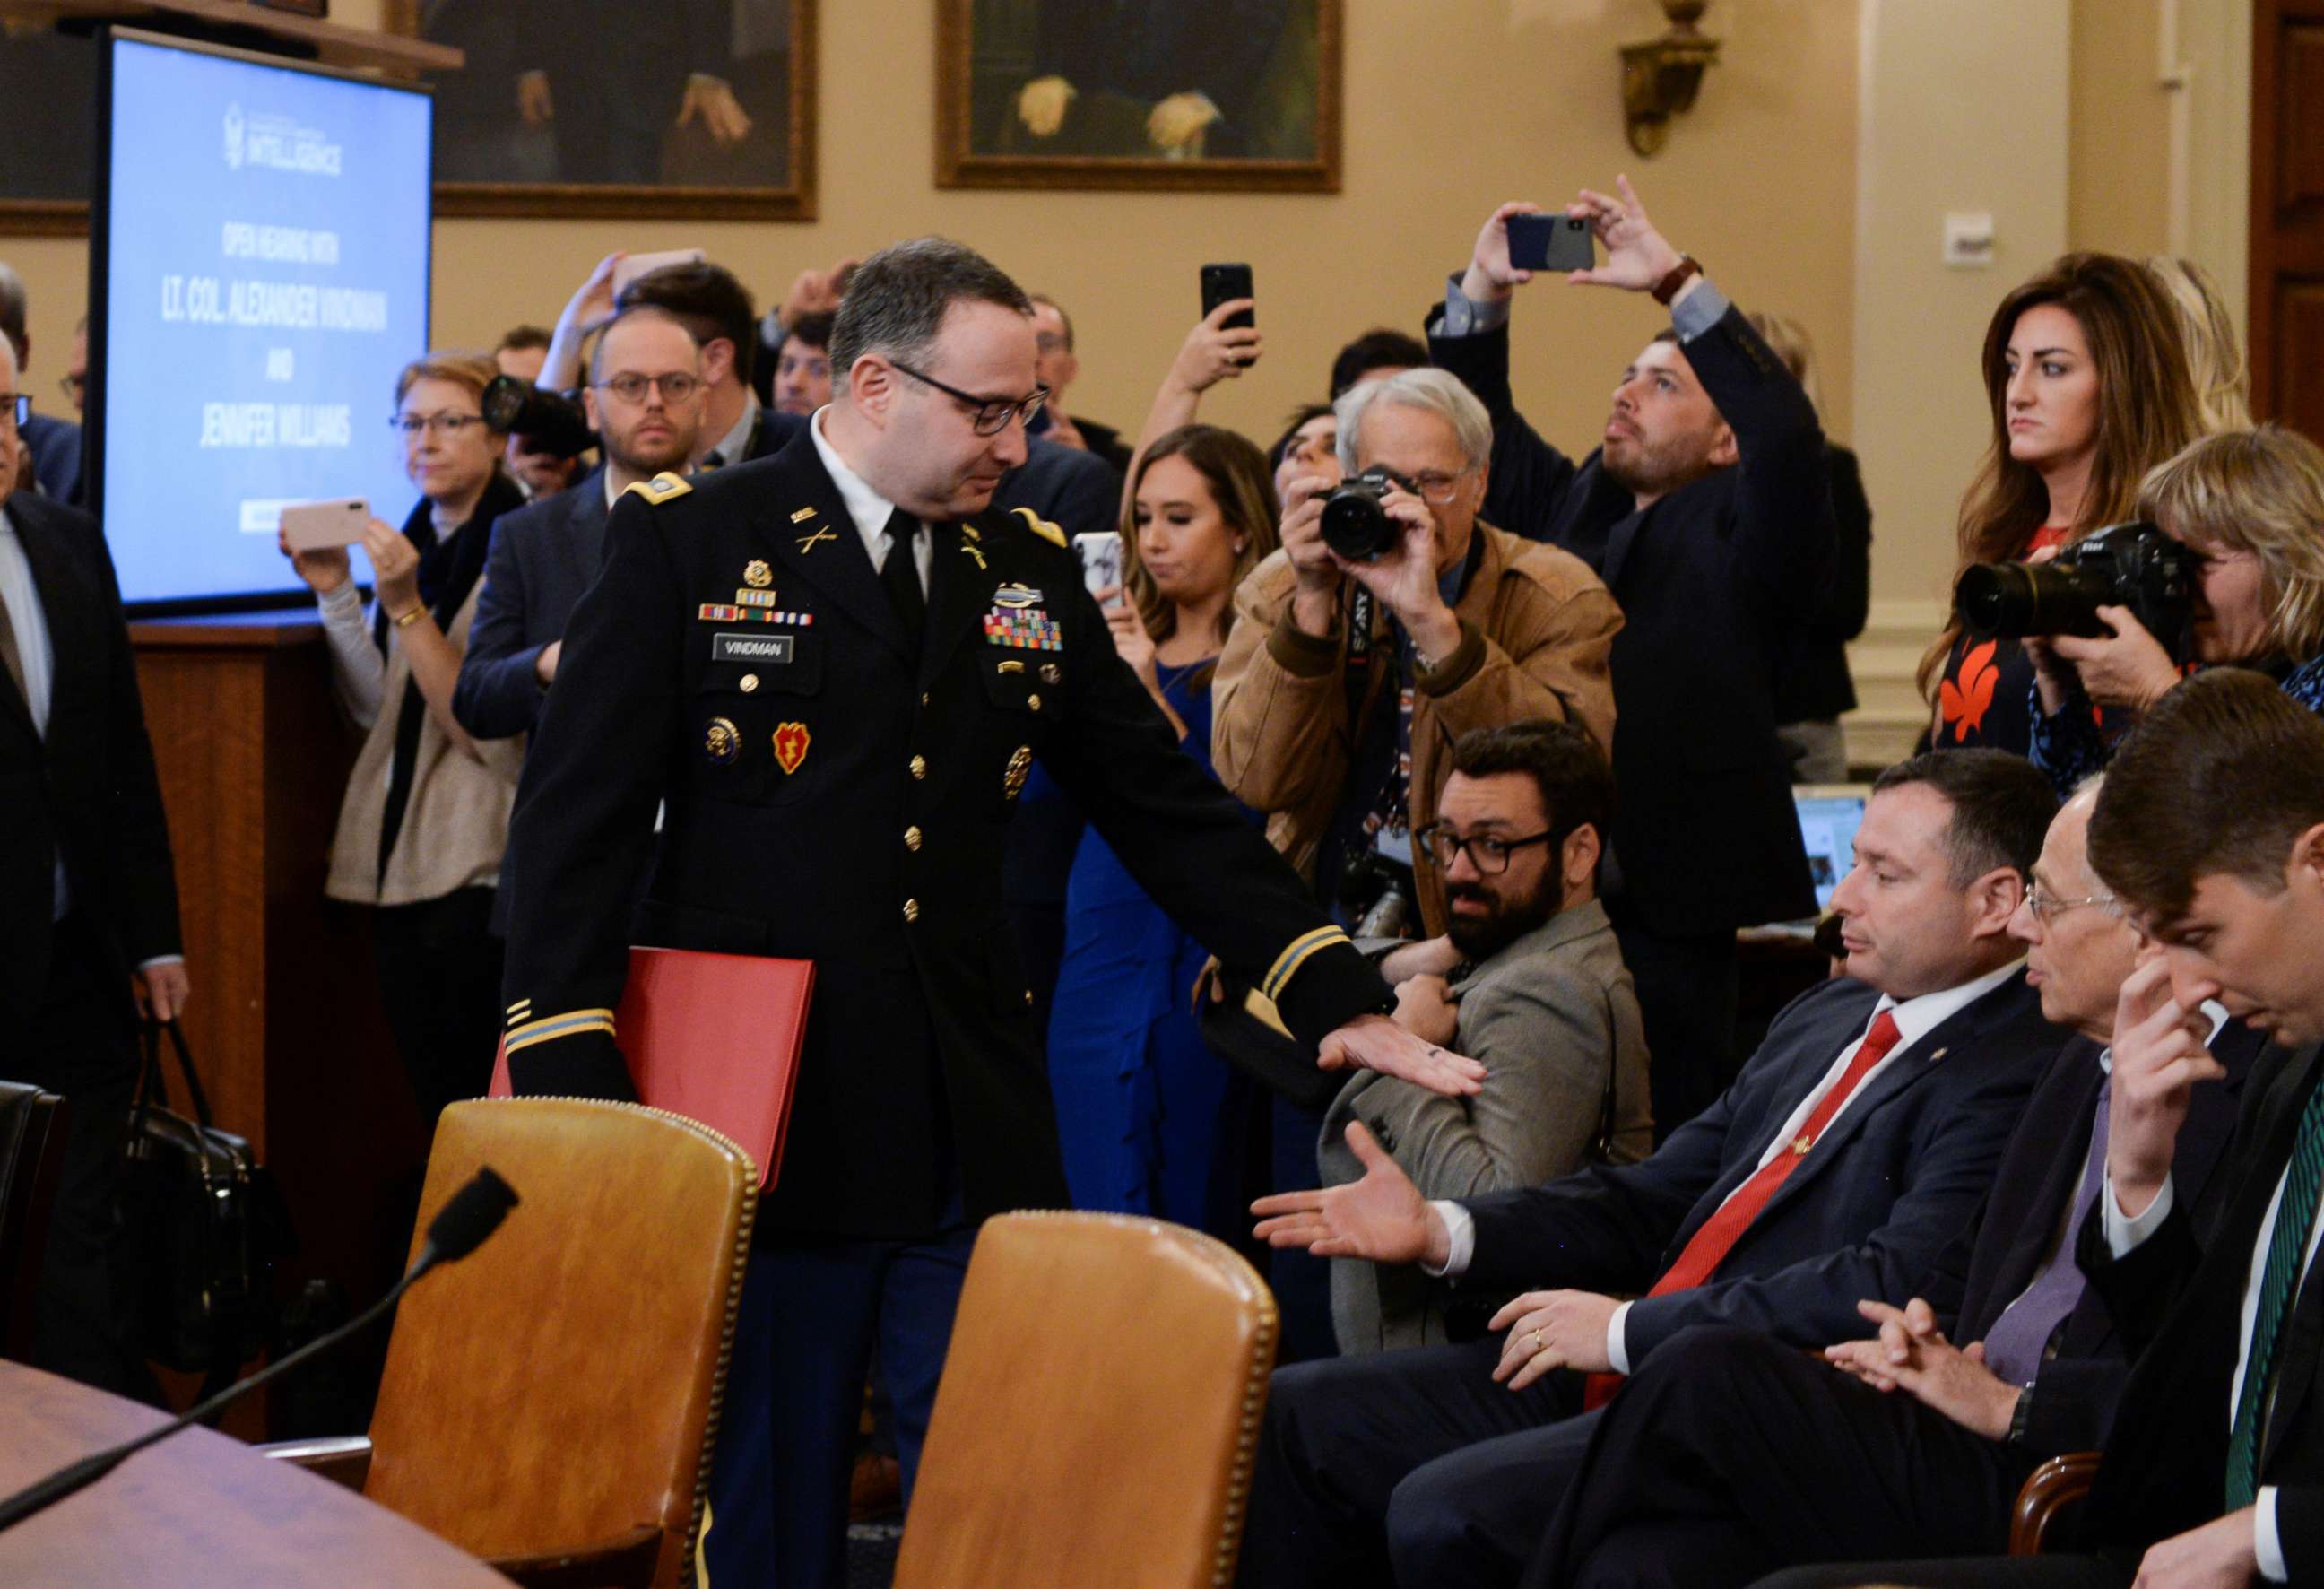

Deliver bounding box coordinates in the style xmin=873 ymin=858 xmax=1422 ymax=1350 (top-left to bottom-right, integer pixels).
xmin=1047 ymin=424 xmax=1281 ymax=1234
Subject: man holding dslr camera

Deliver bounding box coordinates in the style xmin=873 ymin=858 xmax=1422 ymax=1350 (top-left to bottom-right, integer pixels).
xmin=1212 ymin=368 xmax=1618 ymax=943
xmin=1427 ymin=178 xmax=1838 ymax=1140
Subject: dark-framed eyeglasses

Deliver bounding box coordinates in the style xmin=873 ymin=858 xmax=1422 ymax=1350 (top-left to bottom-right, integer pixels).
xmin=594 ymin=371 xmax=703 ymax=405
xmin=1414 ymin=823 xmax=1558 ymax=874
xmin=889 ymin=359 xmax=1048 ymax=437
xmin=3 ymin=395 xmax=25 ymax=429
xmin=2025 ymin=881 xmax=2120 ymax=924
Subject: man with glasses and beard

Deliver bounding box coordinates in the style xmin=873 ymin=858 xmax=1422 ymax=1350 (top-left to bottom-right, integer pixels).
xmin=1321 ymin=719 xmax=1653 ymax=1355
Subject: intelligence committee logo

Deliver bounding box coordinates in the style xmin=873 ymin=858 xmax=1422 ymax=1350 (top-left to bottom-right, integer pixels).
xmin=223 ymin=102 xmax=244 ymax=169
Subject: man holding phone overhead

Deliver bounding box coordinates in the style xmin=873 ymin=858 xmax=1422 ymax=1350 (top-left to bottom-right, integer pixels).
xmin=1426 ymin=178 xmax=1839 ymax=1142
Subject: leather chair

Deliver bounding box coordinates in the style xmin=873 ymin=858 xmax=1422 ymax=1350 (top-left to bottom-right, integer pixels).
xmin=2010 ymin=1451 xmax=2103 ymax=1554
xmin=892 ymin=1211 xmax=1279 ymax=1589
xmin=266 ymin=1098 xmax=756 ymax=1589
xmin=0 ymin=1081 xmax=68 ymax=1364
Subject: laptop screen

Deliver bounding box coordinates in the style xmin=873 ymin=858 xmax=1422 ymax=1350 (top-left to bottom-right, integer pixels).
xmin=1793 ymin=786 xmax=1871 ymax=913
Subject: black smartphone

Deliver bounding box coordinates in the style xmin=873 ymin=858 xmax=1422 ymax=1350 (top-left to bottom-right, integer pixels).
xmin=1506 ymin=213 xmax=1596 ymax=274
xmin=1200 ymin=263 xmax=1255 ymax=331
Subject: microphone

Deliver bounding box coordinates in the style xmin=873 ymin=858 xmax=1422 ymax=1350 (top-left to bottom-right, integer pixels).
xmin=0 ymin=1168 xmax=519 ymax=1534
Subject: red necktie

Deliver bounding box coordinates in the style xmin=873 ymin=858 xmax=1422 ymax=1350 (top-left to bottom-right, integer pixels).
xmin=1582 ymin=1009 xmax=1905 ymax=1408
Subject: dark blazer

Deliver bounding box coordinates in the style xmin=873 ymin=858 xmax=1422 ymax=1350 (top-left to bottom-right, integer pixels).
xmin=455 ymin=468 xmax=610 ymax=743
xmin=993 ymin=434 xmax=1121 ymax=543
xmin=739 ymin=404 xmax=807 ymax=465
xmin=0 ymin=493 xmax=179 ymax=1021
xmin=1428 ymin=301 xmax=1835 ymax=935
xmin=497 ymin=431 xmax=1392 ymax=1239
xmin=1914 ymin=1025 xmax=2259 ymax=1455
xmin=21 ymin=414 xmax=83 ymax=508
xmin=1461 ymin=971 xmax=2058 ymax=1360
xmin=1773 ymin=441 xmax=1871 ymax=725
xmin=2072 ymin=1037 xmax=2324 ymax=1573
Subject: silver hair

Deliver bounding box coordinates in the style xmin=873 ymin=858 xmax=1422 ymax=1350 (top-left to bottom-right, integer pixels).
xmin=1333 ymin=367 xmax=1492 ymax=474
xmin=828 ymin=237 xmax=1031 ymax=398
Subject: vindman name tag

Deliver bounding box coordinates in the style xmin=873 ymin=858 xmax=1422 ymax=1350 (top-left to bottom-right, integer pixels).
xmin=712 ymin=633 xmax=797 ymax=664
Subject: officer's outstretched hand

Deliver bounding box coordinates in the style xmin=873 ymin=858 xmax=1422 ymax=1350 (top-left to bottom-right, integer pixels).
xmin=1319 ymin=1012 xmax=1486 ymax=1097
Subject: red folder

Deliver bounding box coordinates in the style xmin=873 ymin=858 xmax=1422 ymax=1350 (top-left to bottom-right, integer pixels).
xmin=490 ymin=947 xmax=813 ymax=1188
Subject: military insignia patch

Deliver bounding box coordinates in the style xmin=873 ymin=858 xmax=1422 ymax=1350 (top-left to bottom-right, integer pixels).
xmin=984 ymin=608 xmax=1062 ymax=651
xmin=703 ymin=716 xmax=741 ymax=764
xmin=622 ymin=471 xmax=693 ymax=504
xmin=773 ymin=722 xmax=811 ymax=775
xmin=991 ymin=584 xmax=1043 ymax=609
xmin=1003 ymin=744 xmax=1033 ymax=801
xmin=795 ymin=526 xmax=837 ymax=553
xmin=743 ymin=560 xmax=774 ymax=589
xmin=790 ymin=506 xmax=818 ymax=523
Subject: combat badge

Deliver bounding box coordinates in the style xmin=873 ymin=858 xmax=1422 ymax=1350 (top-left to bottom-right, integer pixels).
xmin=991 ymin=584 xmax=1042 ymax=609
xmin=773 ymin=722 xmax=811 ymax=775
xmin=703 ymin=716 xmax=741 ymax=764
xmin=743 ymin=560 xmax=774 ymax=589
xmin=1002 ymin=744 xmax=1033 ymax=801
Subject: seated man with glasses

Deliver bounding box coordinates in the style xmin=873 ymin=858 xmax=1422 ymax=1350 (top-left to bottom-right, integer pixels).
xmin=456 ymin=307 xmax=708 ymax=780
xmin=1526 ymin=774 xmax=2263 ymax=1589
xmin=1321 ymin=718 xmax=1654 ymax=1356
xmin=1243 ymin=749 xmax=2065 ymax=1589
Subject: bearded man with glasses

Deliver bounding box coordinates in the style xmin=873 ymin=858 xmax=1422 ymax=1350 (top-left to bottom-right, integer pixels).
xmin=1316 ymin=718 xmax=1653 ymax=1356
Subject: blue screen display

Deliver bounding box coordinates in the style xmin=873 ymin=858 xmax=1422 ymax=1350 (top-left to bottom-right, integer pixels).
xmin=100 ymin=34 xmax=430 ymax=606
xmin=1795 ymin=794 xmax=1868 ymax=913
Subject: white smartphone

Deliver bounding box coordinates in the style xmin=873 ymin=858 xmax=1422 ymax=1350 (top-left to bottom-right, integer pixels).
xmin=280 ymin=497 xmax=369 ymax=551
xmin=612 ymin=248 xmax=707 ymax=295
xmin=1073 ymin=531 xmax=1123 ymax=607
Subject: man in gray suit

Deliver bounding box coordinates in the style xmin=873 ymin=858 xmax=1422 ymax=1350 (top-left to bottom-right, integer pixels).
xmin=455 ymin=306 xmax=708 ymax=748
xmin=1324 ymin=720 xmax=1653 ymax=1353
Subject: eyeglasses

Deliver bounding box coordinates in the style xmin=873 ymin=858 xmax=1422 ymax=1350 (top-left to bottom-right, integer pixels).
xmin=2 ymin=395 xmax=24 ymax=429
xmin=391 ymin=412 xmax=487 ymax=438
xmin=889 ymin=359 xmax=1048 ymax=437
xmin=1414 ymin=823 xmax=1557 ymax=874
xmin=1403 ymin=466 xmax=1477 ymax=506
xmin=594 ymin=371 xmax=702 ymax=405
xmin=2025 ymin=881 xmax=2120 ymax=923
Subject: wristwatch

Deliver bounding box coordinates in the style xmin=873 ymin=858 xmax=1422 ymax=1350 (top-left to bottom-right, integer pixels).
xmin=1651 ymin=254 xmax=1703 ymax=307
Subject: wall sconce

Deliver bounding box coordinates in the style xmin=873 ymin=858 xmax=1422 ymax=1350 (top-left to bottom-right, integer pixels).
xmin=1620 ymin=0 xmax=1721 ymax=157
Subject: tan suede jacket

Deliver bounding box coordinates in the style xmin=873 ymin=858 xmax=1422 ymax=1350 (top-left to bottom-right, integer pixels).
xmin=1210 ymin=521 xmax=1620 ymax=935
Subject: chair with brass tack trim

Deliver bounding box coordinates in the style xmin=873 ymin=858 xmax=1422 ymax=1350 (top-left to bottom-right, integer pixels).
xmin=262 ymin=1098 xmax=756 ymax=1589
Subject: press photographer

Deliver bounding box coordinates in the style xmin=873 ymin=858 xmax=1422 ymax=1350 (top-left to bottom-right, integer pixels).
xmin=2019 ymin=424 xmax=2324 ymax=794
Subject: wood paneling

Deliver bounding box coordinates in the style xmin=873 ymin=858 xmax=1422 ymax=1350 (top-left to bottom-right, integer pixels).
xmin=2252 ymin=4 xmax=2324 ymax=442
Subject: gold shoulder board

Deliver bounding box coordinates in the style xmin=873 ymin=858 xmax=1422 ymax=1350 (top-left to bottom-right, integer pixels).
xmin=1010 ymin=506 xmax=1068 ymax=549
xmin=622 ymin=471 xmax=695 ymax=504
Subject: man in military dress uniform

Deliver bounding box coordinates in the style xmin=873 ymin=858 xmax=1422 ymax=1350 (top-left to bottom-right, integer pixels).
xmin=498 ymin=237 xmax=1473 ymax=1586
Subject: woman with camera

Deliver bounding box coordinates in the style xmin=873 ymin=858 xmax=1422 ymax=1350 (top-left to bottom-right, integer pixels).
xmin=1921 ymin=254 xmax=2204 ymax=754
xmin=2026 ymin=425 xmax=2324 ymax=794
xmin=1045 ymin=424 xmax=1280 ymax=1238
xmin=280 ymin=352 xmax=525 ymax=1135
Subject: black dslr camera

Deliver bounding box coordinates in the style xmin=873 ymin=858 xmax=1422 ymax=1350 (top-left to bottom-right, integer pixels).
xmin=481 ymin=374 xmax=596 ymax=460
xmin=1953 ymin=520 xmax=2197 ymax=660
xmin=1320 ymin=466 xmax=1416 ymax=562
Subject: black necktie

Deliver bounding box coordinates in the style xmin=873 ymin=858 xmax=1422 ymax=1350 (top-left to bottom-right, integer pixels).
xmin=880 ymin=508 xmax=925 ymax=651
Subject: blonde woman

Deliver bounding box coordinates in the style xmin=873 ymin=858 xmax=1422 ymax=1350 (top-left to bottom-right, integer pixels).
xmin=2030 ymin=424 xmax=2324 ymax=793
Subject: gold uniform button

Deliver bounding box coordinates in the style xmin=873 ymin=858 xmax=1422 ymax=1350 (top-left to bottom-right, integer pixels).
xmin=1028 ymin=693 xmax=1043 ymax=713
xmin=921 ymin=692 xmax=931 ymax=707
xmin=1023 ymin=989 xmax=1035 ymax=1008
xmin=910 ymin=755 xmax=928 ymax=779
xmin=905 ymin=826 xmax=923 ymax=852
xmin=740 ymin=673 xmax=760 ymax=693
xmin=902 ymin=899 xmax=921 ymax=923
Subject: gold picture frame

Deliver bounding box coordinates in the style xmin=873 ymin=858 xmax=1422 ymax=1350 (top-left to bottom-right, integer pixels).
xmin=936 ymin=0 xmax=1341 ymax=195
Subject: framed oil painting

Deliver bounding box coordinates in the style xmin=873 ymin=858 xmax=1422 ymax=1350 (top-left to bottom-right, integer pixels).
xmin=386 ymin=0 xmax=817 ymax=220
xmin=937 ymin=0 xmax=1340 ymax=193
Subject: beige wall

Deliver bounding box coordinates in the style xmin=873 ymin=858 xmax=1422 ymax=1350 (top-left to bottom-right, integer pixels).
xmin=6 ymin=0 xmax=1862 ymax=477
xmin=2069 ymin=0 xmax=2174 ymax=256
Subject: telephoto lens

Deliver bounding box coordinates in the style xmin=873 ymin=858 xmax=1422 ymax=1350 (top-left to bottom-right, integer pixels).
xmin=1953 ymin=520 xmax=2197 ymax=657
xmin=480 ymin=374 xmax=596 ymax=460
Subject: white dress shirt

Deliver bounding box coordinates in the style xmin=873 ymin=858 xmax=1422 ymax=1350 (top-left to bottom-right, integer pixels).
xmin=1428 ymin=959 xmax=2025 ymax=1373
xmin=809 ymin=407 xmax=929 ymax=594
xmin=2102 ymin=1016 xmax=2310 ymax=1583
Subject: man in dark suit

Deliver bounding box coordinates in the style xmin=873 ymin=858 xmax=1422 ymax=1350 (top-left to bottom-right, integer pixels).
xmin=1761 ymin=672 xmax=2324 ymax=1588
xmin=1025 ymin=295 xmax=1132 ymax=478
xmin=1526 ymin=778 xmax=2260 ymax=1589
xmin=0 ymin=264 xmax=83 ymax=506
xmin=0 ymin=342 xmax=185 ymax=1400
xmin=1240 ymin=750 xmax=2062 ymax=1588
xmin=455 ymin=305 xmax=709 ymax=748
xmin=496 ymin=237 xmax=1479 ymax=1589
xmin=1427 ymin=181 xmax=1837 ymax=1139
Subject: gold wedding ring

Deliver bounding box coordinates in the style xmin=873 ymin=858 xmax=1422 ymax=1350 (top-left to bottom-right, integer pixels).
xmin=1527 ymin=1329 xmax=1545 ymax=1351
